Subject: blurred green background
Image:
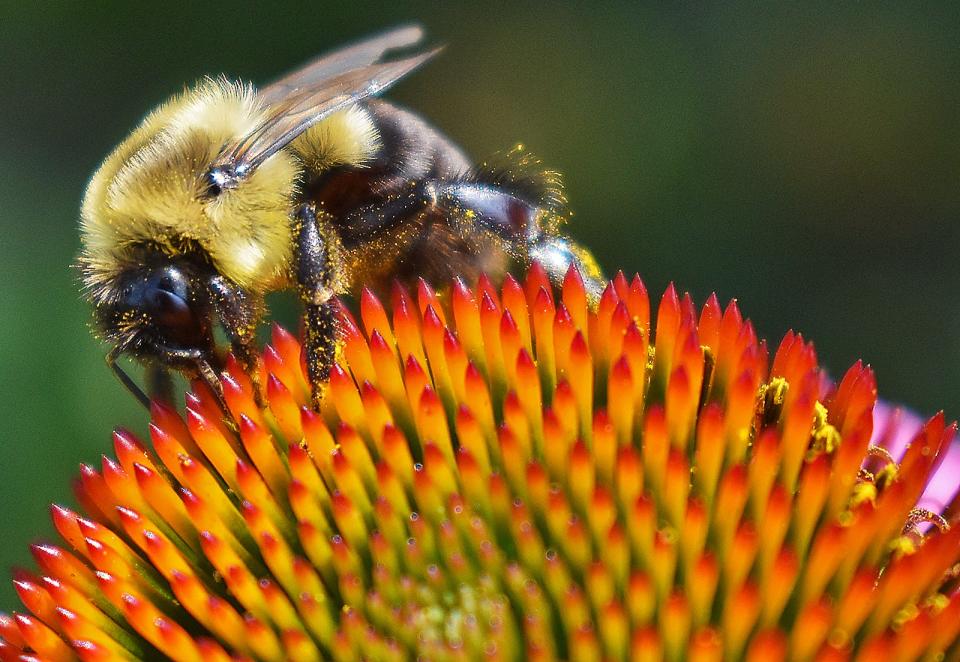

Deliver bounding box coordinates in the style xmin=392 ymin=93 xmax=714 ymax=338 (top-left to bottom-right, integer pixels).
xmin=1 ymin=3 xmax=958 ymax=605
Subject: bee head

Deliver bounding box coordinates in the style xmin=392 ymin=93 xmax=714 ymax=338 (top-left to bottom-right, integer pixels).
xmin=79 ymin=78 xmax=299 ymax=303
xmin=92 ymin=255 xmax=217 ymax=368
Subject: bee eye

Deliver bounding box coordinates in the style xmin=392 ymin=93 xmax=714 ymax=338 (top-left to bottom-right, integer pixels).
xmin=137 ymin=266 xmax=204 ymax=346
xmin=145 ymin=287 xmax=194 ymax=331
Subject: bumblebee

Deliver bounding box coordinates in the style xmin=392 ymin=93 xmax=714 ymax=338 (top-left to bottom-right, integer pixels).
xmin=79 ymin=26 xmax=603 ymax=409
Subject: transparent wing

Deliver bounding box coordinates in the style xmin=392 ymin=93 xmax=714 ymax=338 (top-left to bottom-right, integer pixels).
xmin=213 ymin=27 xmax=437 ymax=179
xmin=259 ymin=24 xmax=424 ymax=105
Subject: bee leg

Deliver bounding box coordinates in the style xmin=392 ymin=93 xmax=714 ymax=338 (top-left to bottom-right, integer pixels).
xmin=294 ymin=204 xmax=339 ymax=411
xmin=106 ymin=345 xmax=227 ymax=414
xmin=526 ymin=235 xmax=606 ymax=301
xmin=208 ymin=275 xmax=264 ymax=405
xmin=145 ymin=363 xmax=174 ymax=405
xmin=106 ymin=347 xmax=151 ymax=410
xmin=156 ymin=345 xmax=229 ymax=413
xmin=429 ymin=180 xmax=606 ymax=299
xmin=195 ymin=356 xmax=231 ymax=413
xmin=333 ymin=178 xmax=605 ymax=298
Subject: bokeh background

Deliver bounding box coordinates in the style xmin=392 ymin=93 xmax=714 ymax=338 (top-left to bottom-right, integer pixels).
xmin=1 ymin=3 xmax=958 ymax=605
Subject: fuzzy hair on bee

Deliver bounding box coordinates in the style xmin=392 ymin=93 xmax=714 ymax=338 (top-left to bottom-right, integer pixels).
xmin=78 ymin=25 xmax=604 ymax=410
xmin=468 ymin=146 xmax=571 ymax=227
xmin=82 ymin=79 xmax=297 ymax=294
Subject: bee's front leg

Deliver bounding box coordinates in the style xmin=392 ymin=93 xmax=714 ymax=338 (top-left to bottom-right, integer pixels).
xmin=207 ymin=275 xmax=266 ymax=405
xmin=294 ymin=204 xmax=339 ymax=410
xmin=145 ymin=363 xmax=174 ymax=405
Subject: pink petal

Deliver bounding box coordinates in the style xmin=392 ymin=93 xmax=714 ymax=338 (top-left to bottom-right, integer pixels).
xmin=871 ymin=401 xmax=960 ymax=519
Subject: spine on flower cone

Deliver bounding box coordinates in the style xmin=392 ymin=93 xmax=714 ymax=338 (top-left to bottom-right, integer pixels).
xmin=0 ymin=264 xmax=958 ymax=662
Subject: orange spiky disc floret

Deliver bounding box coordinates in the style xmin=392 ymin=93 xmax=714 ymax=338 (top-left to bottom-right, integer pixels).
xmin=3 ymin=266 xmax=960 ymax=661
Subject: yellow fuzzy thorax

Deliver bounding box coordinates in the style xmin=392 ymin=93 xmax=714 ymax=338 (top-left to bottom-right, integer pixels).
xmin=291 ymin=104 xmax=381 ymax=174
xmin=80 ymin=78 xmax=299 ymax=292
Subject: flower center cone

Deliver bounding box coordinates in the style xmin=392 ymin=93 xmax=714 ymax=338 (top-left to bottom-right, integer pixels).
xmin=2 ymin=265 xmax=959 ymax=662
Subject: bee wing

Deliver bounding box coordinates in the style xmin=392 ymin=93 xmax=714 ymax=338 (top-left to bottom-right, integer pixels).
xmin=214 ymin=29 xmax=437 ymax=178
xmin=259 ymin=24 xmax=425 ymax=105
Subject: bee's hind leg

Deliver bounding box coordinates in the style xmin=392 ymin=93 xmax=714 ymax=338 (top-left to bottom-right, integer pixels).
xmin=334 ymin=179 xmax=605 ymax=299
xmin=526 ymin=235 xmax=606 ymax=302
xmin=429 ymin=180 xmax=606 ymax=300
xmin=294 ymin=204 xmax=340 ymax=411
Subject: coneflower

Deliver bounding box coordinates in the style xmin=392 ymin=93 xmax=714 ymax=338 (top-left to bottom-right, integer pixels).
xmin=1 ymin=266 xmax=958 ymax=661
